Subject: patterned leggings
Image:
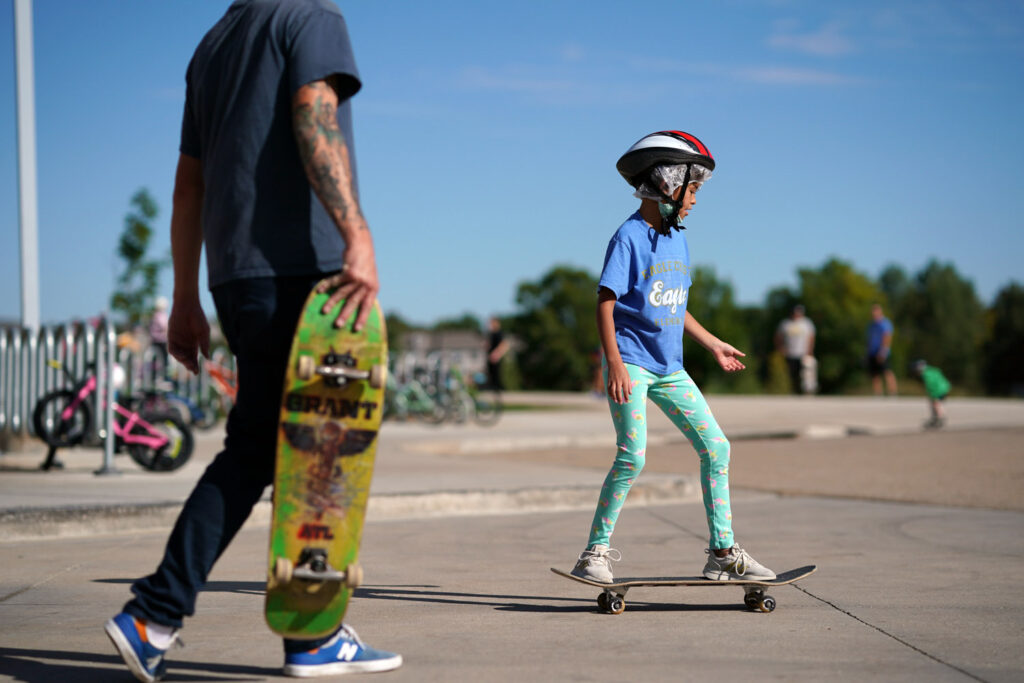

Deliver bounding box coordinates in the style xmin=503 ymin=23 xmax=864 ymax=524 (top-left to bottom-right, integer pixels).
xmin=588 ymin=364 xmax=734 ymax=549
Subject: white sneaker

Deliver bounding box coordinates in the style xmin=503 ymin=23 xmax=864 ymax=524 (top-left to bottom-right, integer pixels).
xmin=703 ymin=546 xmax=776 ymax=581
xmin=570 ymin=545 xmax=621 ymax=583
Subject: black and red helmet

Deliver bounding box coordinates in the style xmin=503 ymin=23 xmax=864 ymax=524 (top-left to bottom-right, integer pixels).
xmin=616 ymin=130 xmax=715 ymax=188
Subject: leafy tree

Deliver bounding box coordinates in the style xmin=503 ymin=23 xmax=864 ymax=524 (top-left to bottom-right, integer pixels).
xmin=983 ymin=282 xmax=1024 ymax=396
xmin=433 ymin=313 xmax=483 ymax=332
xmin=897 ymin=261 xmax=985 ymax=389
xmin=795 ymin=258 xmax=885 ymax=393
xmin=684 ymin=266 xmax=760 ymax=393
xmin=110 ymin=189 xmax=167 ymax=327
xmin=508 ymin=265 xmax=599 ymax=390
xmin=384 ymin=312 xmax=417 ymax=353
xmin=759 ymin=285 xmax=801 ymax=393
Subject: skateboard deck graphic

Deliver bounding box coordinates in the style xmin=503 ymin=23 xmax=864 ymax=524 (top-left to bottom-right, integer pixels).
xmin=551 ymin=565 xmax=816 ymax=614
xmin=265 ymin=284 xmax=387 ymax=639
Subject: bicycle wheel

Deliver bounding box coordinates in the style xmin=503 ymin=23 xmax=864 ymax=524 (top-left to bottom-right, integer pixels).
xmin=128 ymin=411 xmax=194 ymax=472
xmin=32 ymin=390 xmax=91 ymax=447
xmin=472 ymin=389 xmax=503 ymax=426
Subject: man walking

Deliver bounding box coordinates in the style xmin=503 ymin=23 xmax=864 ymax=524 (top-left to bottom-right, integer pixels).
xmin=104 ymin=1 xmax=401 ymax=679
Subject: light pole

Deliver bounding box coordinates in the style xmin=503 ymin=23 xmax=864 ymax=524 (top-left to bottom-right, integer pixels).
xmin=14 ymin=0 xmax=40 ymax=331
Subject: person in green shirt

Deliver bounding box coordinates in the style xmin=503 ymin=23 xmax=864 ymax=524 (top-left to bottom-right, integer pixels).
xmin=913 ymin=360 xmax=951 ymax=428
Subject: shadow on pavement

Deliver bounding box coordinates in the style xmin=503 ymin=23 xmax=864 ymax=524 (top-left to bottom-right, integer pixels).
xmin=0 ymin=647 xmax=275 ymax=682
xmin=94 ymin=578 xmax=264 ymax=596
xmin=353 ymin=585 xmax=748 ymax=613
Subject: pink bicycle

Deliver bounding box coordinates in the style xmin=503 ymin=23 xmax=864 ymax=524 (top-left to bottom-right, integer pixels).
xmin=32 ymin=359 xmax=194 ymax=472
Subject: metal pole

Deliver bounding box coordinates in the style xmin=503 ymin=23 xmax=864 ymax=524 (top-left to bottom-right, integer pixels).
xmin=14 ymin=0 xmax=41 ymax=332
xmin=95 ymin=319 xmax=121 ymax=475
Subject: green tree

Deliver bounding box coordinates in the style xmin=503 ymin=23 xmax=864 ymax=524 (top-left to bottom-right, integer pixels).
xmin=508 ymin=265 xmax=599 ymax=390
xmin=433 ymin=313 xmax=483 ymax=332
xmin=983 ymin=282 xmax=1024 ymax=396
xmin=759 ymin=285 xmax=801 ymax=393
xmin=384 ymin=312 xmax=417 ymax=353
xmin=684 ymin=266 xmax=760 ymax=393
xmin=898 ymin=261 xmax=985 ymax=389
xmin=795 ymin=258 xmax=885 ymax=393
xmin=110 ymin=189 xmax=167 ymax=327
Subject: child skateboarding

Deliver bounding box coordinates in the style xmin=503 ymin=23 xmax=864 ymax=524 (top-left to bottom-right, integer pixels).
xmin=570 ymin=131 xmax=775 ymax=584
xmin=912 ymin=359 xmax=951 ymax=428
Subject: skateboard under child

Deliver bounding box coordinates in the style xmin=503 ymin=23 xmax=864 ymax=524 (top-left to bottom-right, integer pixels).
xmin=265 ymin=283 xmax=387 ymax=639
xmin=551 ymin=565 xmax=817 ymax=614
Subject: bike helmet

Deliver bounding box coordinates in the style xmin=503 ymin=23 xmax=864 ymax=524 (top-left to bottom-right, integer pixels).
xmin=616 ymin=131 xmax=715 ymax=232
xmin=616 ymin=130 xmax=715 ymax=189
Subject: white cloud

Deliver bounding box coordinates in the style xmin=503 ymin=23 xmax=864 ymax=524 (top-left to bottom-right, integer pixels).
xmin=768 ymin=21 xmax=856 ymax=57
xmin=734 ymin=65 xmax=866 ymax=86
xmin=457 ymin=66 xmax=589 ymax=97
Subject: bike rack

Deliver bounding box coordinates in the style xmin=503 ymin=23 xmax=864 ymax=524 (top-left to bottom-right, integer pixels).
xmin=1 ymin=317 xmax=233 ymax=474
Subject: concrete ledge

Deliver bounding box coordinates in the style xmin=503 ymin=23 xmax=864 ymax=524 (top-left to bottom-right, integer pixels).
xmin=0 ymin=477 xmax=700 ymax=542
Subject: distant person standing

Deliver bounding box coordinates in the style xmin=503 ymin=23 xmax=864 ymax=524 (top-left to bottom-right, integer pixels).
xmin=775 ymin=305 xmax=815 ymax=394
xmin=866 ymin=303 xmax=898 ymax=395
xmin=486 ymin=317 xmax=509 ymax=390
xmin=103 ymin=1 xmax=400 ymax=680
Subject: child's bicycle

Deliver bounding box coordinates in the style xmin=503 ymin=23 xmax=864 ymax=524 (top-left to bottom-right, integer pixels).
xmin=32 ymin=359 xmax=194 ymax=472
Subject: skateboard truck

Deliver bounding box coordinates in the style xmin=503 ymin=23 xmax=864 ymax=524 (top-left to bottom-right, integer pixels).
xmin=297 ymin=351 xmax=385 ymax=389
xmin=273 ymin=548 xmax=363 ymax=589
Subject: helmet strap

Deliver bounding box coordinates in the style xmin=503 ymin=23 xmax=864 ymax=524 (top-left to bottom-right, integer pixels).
xmin=654 ymin=165 xmax=692 ymax=234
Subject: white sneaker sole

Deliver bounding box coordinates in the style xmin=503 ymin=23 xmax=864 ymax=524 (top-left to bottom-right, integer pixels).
xmin=283 ymin=653 xmax=403 ymax=677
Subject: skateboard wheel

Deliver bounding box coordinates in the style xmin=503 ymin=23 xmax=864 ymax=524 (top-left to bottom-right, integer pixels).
xmin=597 ymin=592 xmax=610 ymax=612
xmin=274 ymin=557 xmax=294 ymax=585
xmin=608 ymin=597 xmax=626 ymax=615
xmin=344 ymin=563 xmax=363 ymax=589
xmin=368 ymin=364 xmax=385 ymax=389
xmin=758 ymin=595 xmax=776 ymax=613
xmin=297 ymin=355 xmax=316 ymax=380
xmin=744 ymin=592 xmax=761 ymax=609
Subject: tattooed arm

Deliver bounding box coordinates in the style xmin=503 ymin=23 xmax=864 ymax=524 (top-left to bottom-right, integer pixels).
xmin=292 ymin=77 xmax=379 ymax=331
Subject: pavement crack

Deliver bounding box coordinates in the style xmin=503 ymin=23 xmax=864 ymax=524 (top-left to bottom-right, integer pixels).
xmin=0 ymin=561 xmax=82 ymax=603
xmin=793 ymin=584 xmax=989 ymax=683
xmin=640 ymin=507 xmax=706 ymax=543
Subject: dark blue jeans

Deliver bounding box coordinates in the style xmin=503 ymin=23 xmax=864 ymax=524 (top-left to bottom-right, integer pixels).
xmin=125 ymin=275 xmax=334 ymax=651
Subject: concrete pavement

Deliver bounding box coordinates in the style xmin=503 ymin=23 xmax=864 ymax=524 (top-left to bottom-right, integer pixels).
xmin=1 ymin=393 xmax=1023 ymax=681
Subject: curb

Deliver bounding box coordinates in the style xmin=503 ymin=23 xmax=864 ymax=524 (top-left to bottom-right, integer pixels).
xmin=0 ymin=477 xmax=700 ymax=542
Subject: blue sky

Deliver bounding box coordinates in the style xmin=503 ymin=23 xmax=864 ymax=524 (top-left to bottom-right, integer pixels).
xmin=1 ymin=0 xmax=1022 ymax=327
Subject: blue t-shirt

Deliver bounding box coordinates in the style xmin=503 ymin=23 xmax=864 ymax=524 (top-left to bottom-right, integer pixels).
xmin=181 ymin=0 xmax=362 ymax=288
xmin=599 ymin=212 xmax=692 ymax=375
xmin=867 ymin=317 xmax=894 ymax=356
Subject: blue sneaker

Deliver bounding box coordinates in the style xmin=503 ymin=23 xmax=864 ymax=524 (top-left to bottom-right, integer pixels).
xmin=104 ymin=613 xmax=177 ymax=682
xmin=283 ymin=624 xmax=402 ymax=677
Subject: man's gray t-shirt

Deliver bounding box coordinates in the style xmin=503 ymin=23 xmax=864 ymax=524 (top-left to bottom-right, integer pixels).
xmin=180 ymin=0 xmax=361 ymax=288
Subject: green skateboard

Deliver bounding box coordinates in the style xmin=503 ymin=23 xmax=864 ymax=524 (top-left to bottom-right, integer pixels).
xmin=265 ymin=282 xmax=387 ymax=639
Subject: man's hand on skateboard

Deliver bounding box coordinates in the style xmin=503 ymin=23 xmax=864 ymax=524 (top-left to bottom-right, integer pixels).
xmin=317 ymin=232 xmax=379 ymax=332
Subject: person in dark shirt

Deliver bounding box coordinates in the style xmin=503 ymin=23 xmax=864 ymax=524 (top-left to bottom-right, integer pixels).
xmin=103 ymin=2 xmax=400 ymax=679
xmin=486 ymin=317 xmax=509 ymax=390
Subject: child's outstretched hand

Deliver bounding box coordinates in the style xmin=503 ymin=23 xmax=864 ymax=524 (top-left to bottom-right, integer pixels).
xmin=711 ymin=342 xmax=746 ymax=373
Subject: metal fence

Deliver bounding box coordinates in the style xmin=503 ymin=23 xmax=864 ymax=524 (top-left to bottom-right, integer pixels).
xmin=0 ymin=319 xmax=234 ymax=472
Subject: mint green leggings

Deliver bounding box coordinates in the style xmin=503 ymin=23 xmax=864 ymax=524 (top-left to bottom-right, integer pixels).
xmin=588 ymin=364 xmax=734 ymax=549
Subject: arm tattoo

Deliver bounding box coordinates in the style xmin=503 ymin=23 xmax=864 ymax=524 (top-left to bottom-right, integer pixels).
xmin=292 ymin=79 xmax=367 ymax=235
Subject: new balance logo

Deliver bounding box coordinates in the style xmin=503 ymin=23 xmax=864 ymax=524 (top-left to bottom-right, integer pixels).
xmin=337 ymin=642 xmax=360 ymax=662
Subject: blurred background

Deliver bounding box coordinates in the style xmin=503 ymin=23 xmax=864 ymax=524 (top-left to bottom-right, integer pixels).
xmin=2 ymin=0 xmax=1022 ymax=396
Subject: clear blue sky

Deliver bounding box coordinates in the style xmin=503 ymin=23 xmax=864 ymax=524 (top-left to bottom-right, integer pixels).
xmin=2 ymin=0 xmax=1022 ymax=327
